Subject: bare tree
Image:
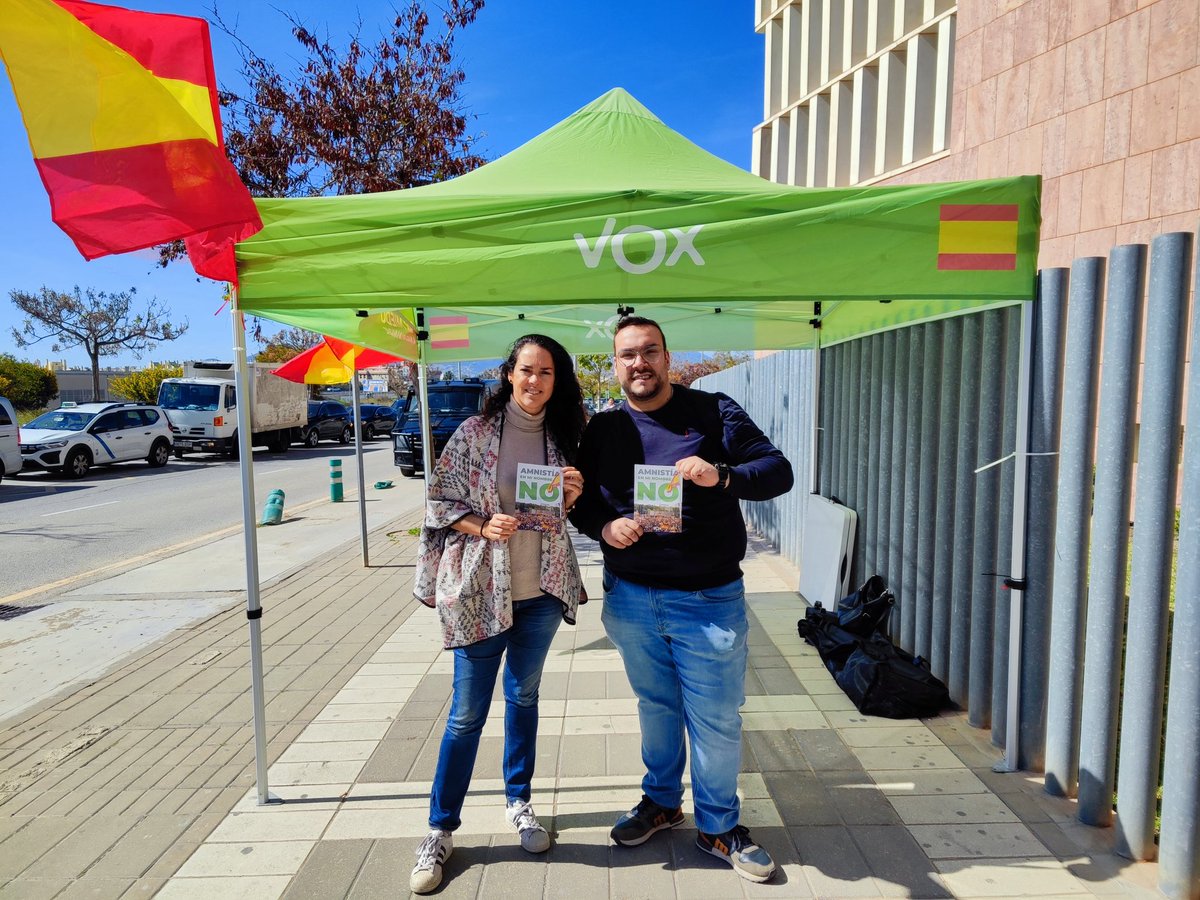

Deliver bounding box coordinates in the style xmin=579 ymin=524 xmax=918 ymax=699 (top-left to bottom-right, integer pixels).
xmin=225 ymin=0 xmax=486 ymax=197
xmin=9 ymin=286 xmax=188 ymax=401
xmin=386 ymin=365 xmax=411 ymax=395
xmin=254 ymin=325 xmax=321 ymax=362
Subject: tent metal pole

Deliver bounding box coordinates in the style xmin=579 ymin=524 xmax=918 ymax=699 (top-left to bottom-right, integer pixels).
xmin=350 ymin=374 xmax=369 ymax=566
xmin=230 ymin=292 xmax=272 ymax=805
xmin=417 ymin=310 xmax=435 ymax=494
xmin=810 ymin=340 xmax=821 ymax=495
xmin=998 ymin=298 xmax=1035 ymax=774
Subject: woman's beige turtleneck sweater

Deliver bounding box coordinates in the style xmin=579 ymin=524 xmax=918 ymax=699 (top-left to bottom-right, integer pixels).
xmin=497 ymin=398 xmax=546 ymax=602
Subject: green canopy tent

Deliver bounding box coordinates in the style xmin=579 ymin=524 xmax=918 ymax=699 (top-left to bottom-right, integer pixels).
xmin=234 ymin=88 xmax=1039 ymax=360
xmin=226 ymin=88 xmax=1042 ymax=802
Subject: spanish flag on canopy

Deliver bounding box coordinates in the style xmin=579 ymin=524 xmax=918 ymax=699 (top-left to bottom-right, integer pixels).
xmin=0 ymin=0 xmax=260 ymax=280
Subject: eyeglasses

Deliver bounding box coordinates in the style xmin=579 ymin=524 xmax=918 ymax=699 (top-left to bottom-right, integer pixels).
xmin=614 ymin=346 xmax=664 ymax=367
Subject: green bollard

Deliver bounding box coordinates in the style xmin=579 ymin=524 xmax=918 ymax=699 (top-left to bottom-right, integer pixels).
xmin=329 ymin=459 xmax=343 ymax=502
xmin=260 ymin=488 xmax=285 ymax=526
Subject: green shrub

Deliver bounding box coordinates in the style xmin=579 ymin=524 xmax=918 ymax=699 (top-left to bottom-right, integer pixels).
xmin=0 ymin=355 xmax=58 ymax=409
xmin=109 ymin=363 xmax=184 ymax=404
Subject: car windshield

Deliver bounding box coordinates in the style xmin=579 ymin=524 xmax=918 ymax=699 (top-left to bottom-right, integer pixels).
xmin=158 ymin=382 xmax=221 ymax=411
xmin=27 ymin=410 xmax=94 ymax=431
xmin=416 ymin=389 xmax=481 ymax=414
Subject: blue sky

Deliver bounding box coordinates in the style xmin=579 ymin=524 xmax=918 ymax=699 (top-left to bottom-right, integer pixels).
xmin=0 ymin=1 xmax=764 ymax=368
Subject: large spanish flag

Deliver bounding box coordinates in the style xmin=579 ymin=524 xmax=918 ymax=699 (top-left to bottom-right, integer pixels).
xmin=0 ymin=0 xmax=260 ymax=278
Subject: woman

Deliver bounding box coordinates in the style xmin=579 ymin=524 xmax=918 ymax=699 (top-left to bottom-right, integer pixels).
xmin=410 ymin=334 xmax=587 ymax=894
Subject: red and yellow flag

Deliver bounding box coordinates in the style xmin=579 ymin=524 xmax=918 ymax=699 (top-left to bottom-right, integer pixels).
xmin=0 ymin=0 xmax=260 ymax=278
xmin=937 ymin=204 xmax=1019 ymax=271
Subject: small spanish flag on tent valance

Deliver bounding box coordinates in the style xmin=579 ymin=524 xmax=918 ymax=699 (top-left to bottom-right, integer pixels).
xmin=937 ymin=204 xmax=1019 ymax=271
xmin=0 ymin=0 xmax=260 ymax=280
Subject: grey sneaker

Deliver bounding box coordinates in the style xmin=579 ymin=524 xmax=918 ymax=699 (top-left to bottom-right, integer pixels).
xmin=610 ymin=794 xmax=685 ymax=846
xmin=697 ymin=824 xmax=776 ymax=883
xmin=505 ymin=799 xmax=551 ymax=853
xmin=410 ymin=829 xmax=453 ymax=894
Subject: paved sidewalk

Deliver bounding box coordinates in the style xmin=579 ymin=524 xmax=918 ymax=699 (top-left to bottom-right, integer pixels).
xmin=0 ymin=517 xmax=1164 ymax=899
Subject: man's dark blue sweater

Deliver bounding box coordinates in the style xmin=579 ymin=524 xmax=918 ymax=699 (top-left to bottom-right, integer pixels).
xmin=570 ymin=385 xmax=794 ymax=591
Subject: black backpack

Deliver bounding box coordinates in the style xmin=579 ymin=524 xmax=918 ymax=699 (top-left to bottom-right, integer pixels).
xmin=797 ymin=579 xmax=951 ymax=719
xmin=833 ymin=574 xmax=894 ymax=636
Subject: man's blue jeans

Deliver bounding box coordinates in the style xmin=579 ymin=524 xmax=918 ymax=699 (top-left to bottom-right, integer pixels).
xmin=428 ymin=594 xmax=562 ymax=832
xmin=601 ymin=570 xmax=748 ymax=835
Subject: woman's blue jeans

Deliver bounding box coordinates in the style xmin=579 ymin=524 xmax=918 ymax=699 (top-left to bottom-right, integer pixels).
xmin=428 ymin=594 xmax=562 ymax=831
xmin=601 ymin=570 xmax=748 ymax=835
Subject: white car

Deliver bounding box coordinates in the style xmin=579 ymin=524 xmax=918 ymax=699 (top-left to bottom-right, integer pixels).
xmin=20 ymin=402 xmax=173 ymax=478
xmin=0 ymin=396 xmax=21 ymax=482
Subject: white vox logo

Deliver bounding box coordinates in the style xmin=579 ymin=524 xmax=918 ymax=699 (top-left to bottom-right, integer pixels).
xmin=583 ymin=315 xmax=620 ymax=341
xmin=574 ymin=217 xmax=705 ymax=275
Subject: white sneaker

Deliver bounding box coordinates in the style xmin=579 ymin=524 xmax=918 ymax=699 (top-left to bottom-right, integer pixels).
xmin=505 ymin=799 xmax=551 ymax=853
xmin=410 ymin=829 xmax=453 ymax=894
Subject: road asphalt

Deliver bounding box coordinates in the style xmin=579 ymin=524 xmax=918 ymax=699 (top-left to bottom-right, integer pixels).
xmin=1 ymin=476 xmax=425 ymax=725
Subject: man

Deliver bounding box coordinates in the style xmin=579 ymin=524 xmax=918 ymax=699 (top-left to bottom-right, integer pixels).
xmin=570 ymin=316 xmax=793 ymax=883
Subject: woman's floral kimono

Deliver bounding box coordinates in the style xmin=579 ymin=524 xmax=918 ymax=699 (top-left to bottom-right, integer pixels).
xmin=414 ymin=413 xmax=584 ymax=649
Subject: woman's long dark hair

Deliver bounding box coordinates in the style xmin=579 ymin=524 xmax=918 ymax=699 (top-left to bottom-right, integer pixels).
xmin=483 ymin=334 xmax=586 ymax=463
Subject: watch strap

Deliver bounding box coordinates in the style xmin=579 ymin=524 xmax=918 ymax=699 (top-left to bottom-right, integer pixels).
xmin=716 ymin=462 xmax=731 ymax=490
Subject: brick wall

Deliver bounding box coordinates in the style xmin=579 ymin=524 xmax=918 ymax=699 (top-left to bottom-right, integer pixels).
xmin=883 ymin=0 xmax=1199 ymax=270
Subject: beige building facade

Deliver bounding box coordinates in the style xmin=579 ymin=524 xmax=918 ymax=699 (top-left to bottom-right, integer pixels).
xmin=753 ymin=0 xmax=1200 ymax=270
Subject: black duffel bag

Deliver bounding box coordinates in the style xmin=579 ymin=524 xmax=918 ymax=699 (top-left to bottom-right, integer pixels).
xmin=835 ymin=633 xmax=951 ymax=719
xmin=797 ymin=577 xmax=951 ymax=720
xmin=797 ymin=606 xmax=861 ymax=674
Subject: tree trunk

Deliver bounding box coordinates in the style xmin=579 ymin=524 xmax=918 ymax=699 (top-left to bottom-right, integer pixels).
xmin=90 ymin=350 xmax=102 ymax=402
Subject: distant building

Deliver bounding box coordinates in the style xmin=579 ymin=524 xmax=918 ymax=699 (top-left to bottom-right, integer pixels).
xmin=41 ymin=361 xmax=145 ymax=403
xmin=357 ymin=366 xmax=392 ymax=395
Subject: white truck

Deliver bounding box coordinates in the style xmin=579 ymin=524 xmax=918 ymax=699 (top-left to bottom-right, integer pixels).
xmin=157 ymin=361 xmax=307 ymax=458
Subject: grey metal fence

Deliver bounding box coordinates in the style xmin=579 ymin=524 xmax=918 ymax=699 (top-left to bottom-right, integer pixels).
xmin=696 ymin=348 xmax=815 ymax=570
xmin=696 ymin=227 xmax=1199 ymax=899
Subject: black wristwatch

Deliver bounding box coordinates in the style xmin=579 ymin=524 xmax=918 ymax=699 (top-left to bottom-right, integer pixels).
xmin=714 ymin=462 xmax=732 ymax=490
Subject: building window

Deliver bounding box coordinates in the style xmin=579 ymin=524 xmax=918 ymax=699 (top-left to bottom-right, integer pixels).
xmin=755 ymin=0 xmax=956 ymax=186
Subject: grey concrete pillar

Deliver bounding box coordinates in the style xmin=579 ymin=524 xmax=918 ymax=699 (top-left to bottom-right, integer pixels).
xmin=1043 ymin=257 xmax=1105 ymax=797
xmin=1077 ymin=245 xmax=1147 ymax=824
xmin=1115 ymin=232 xmax=1193 ymax=860
xmin=1159 ymin=226 xmax=1200 ymax=900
